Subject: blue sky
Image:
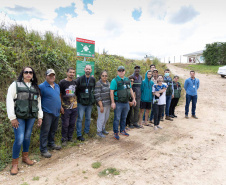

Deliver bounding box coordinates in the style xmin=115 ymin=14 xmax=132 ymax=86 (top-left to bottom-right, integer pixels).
xmin=0 ymin=0 xmax=226 ymax=60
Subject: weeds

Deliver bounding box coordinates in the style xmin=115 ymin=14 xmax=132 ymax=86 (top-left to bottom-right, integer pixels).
xmin=99 ymin=168 xmax=120 ymax=177
xmin=91 ymin=162 xmax=101 ymax=169
xmin=32 ymin=176 xmax=40 ymax=181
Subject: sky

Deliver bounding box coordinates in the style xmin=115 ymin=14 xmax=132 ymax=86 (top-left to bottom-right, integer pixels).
xmin=0 ymin=0 xmax=226 ymax=61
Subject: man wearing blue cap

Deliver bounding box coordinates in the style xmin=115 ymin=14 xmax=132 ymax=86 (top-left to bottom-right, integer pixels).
xmin=110 ymin=66 xmax=136 ymax=140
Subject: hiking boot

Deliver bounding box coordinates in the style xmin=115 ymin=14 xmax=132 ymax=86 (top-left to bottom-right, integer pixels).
xmin=133 ymin=124 xmax=140 ymax=128
xmin=41 ymin=151 xmax=52 ymax=158
xmin=22 ymin=152 xmax=34 ymax=165
xmin=10 ymin=158 xmax=19 ymax=175
xmin=49 ymin=144 xmax=61 ymax=150
xmin=157 ymin=125 xmax=163 ymax=129
xmin=165 ymin=116 xmax=173 ymax=121
xmin=185 ymin=115 xmax=189 ymax=119
xmin=77 ymin=136 xmax=85 ymax=141
xmin=97 ymin=132 xmax=106 ymax=138
xmin=114 ymin=133 xmax=120 ymax=140
xmin=120 ymin=130 xmax=129 ymax=136
xmin=169 ymin=115 xmax=174 ymax=118
xmin=173 ymin=114 xmax=177 ymax=118
xmin=192 ymin=115 xmax=198 ymax=119
xmin=154 ymin=126 xmax=158 ymax=130
xmin=102 ymin=130 xmax=109 ymax=135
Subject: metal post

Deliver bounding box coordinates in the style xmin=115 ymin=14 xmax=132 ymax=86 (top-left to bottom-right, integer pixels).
xmin=84 ymin=57 xmax=86 ymax=62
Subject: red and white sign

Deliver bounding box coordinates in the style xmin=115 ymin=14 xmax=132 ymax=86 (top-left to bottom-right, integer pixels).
xmin=76 ymin=37 xmax=95 ymax=44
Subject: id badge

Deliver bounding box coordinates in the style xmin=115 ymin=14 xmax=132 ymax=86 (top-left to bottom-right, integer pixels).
xmin=85 ymin=88 xmax=88 ymax=93
xmin=193 ymin=85 xmax=195 ymax=88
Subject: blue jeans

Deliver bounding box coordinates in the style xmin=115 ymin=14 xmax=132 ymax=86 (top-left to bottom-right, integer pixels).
xmin=61 ymin=108 xmax=77 ymax=142
xmin=12 ymin=118 xmax=35 ymax=159
xmin=113 ymin=102 xmax=130 ymax=133
xmin=185 ymin=94 xmax=197 ymax=115
xmin=165 ymin=95 xmax=172 ymax=116
xmin=76 ymin=103 xmax=93 ymax=137
xmin=40 ymin=112 xmax=59 ymax=153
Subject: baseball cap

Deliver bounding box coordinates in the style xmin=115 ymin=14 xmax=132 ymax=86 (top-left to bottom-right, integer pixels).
xmin=134 ymin=65 xmax=140 ymax=69
xmin=117 ymin=66 xmax=125 ymax=71
xmin=46 ymin=69 xmax=55 ymax=76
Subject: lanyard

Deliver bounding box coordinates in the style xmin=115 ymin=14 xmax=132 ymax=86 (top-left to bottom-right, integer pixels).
xmin=191 ymin=78 xmax=196 ymax=86
xmin=86 ymin=77 xmax=90 ymax=87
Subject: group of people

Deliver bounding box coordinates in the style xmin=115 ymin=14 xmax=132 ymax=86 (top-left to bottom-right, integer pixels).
xmin=6 ymin=64 xmax=199 ymax=175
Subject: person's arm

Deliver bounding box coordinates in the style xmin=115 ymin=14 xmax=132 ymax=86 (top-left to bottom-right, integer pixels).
xmin=37 ymin=95 xmax=43 ymax=127
xmin=59 ymin=81 xmax=65 ymax=114
xmin=184 ymin=79 xmax=188 ymax=91
xmin=110 ymin=90 xmax=116 ymax=109
xmin=171 ymin=80 xmax=174 ymax=98
xmin=94 ymin=81 xmax=104 ymax=113
xmin=130 ymin=88 xmax=136 ymax=106
xmin=6 ymin=82 xmax=20 ymax=129
xmin=197 ymin=79 xmax=200 ymax=90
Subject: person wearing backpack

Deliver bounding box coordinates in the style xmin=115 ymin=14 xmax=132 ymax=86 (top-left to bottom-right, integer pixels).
xmin=6 ymin=67 xmax=43 ymax=175
xmin=110 ymin=66 xmax=136 ymax=140
xmin=76 ymin=65 xmax=96 ymax=141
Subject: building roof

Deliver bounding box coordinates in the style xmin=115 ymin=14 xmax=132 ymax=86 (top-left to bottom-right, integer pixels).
xmin=183 ymin=50 xmax=204 ymax=57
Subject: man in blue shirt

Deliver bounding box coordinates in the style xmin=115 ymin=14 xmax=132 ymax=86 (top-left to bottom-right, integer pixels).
xmin=39 ymin=69 xmax=62 ymax=158
xmin=184 ymin=70 xmax=200 ymax=119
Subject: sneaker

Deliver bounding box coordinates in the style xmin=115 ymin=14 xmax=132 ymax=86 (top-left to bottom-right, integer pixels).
xmin=102 ymin=130 xmax=109 ymax=135
xmin=154 ymin=126 xmax=158 ymax=130
xmin=185 ymin=115 xmax=189 ymax=119
xmin=129 ymin=125 xmax=135 ymax=129
xmin=77 ymin=136 xmax=85 ymax=141
xmin=133 ymin=124 xmax=140 ymax=128
xmin=49 ymin=144 xmax=61 ymax=150
xmin=173 ymin=114 xmax=177 ymax=118
xmin=165 ymin=116 xmax=173 ymax=121
xmin=192 ymin=115 xmax=198 ymax=119
xmin=160 ymin=117 xmax=164 ymax=121
xmin=97 ymin=132 xmax=106 ymax=138
xmin=169 ymin=115 xmax=174 ymax=118
xmin=114 ymin=133 xmax=120 ymax=140
xmin=120 ymin=130 xmax=129 ymax=136
xmin=157 ymin=125 xmax=163 ymax=129
xmin=149 ymin=120 xmax=153 ymax=123
xmin=62 ymin=141 xmax=67 ymax=147
xmin=41 ymin=151 xmax=52 ymax=158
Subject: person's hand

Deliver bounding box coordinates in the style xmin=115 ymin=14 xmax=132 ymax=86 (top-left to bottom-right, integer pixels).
xmin=111 ymin=102 xmax=116 ymax=109
xmin=172 ymin=95 xmax=174 ymax=99
xmin=11 ymin=119 xmax=19 ymax=129
xmin=60 ymin=106 xmax=64 ymax=114
xmin=132 ymin=99 xmax=136 ymax=107
xmin=129 ymin=102 xmax=133 ymax=107
xmin=155 ymin=93 xmax=160 ymax=97
xmin=37 ymin=118 xmax=42 ymax=127
xmin=100 ymin=106 xmax=104 ymax=113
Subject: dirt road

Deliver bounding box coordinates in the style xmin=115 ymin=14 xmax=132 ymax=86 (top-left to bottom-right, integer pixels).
xmin=1 ymin=64 xmax=226 ymax=185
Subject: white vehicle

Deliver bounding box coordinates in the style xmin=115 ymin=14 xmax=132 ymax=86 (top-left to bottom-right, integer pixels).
xmin=218 ymin=65 xmax=226 ymax=77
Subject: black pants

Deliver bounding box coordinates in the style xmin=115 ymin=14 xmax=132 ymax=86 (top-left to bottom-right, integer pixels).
xmin=169 ymin=98 xmax=179 ymax=115
xmin=126 ymin=106 xmax=132 ymax=126
xmin=153 ymin=104 xmax=164 ymax=126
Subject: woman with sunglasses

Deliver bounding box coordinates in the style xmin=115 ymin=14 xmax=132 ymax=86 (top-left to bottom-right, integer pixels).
xmin=94 ymin=71 xmax=111 ymax=138
xmin=6 ymin=67 xmax=43 ymax=175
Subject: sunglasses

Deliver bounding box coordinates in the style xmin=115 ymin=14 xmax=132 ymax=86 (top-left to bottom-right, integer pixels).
xmin=118 ymin=70 xmax=125 ymax=72
xmin=131 ymin=80 xmax=134 ymax=82
xmin=24 ymin=71 xmax=33 ymax=74
xmin=102 ymin=75 xmax=108 ymax=77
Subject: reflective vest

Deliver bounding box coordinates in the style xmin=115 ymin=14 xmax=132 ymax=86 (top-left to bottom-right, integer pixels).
xmin=115 ymin=77 xmax=131 ymax=103
xmin=15 ymin=81 xmax=39 ymax=119
xmin=164 ymin=77 xmax=173 ymax=96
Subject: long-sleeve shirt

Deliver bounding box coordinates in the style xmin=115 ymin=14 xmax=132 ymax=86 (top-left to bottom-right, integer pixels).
xmin=184 ymin=77 xmax=200 ymax=96
xmin=6 ymin=81 xmax=43 ymax=121
xmin=94 ymin=80 xmax=111 ymax=107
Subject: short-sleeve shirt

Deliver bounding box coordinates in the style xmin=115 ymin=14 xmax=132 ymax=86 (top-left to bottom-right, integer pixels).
xmin=110 ymin=75 xmax=131 ymax=101
xmin=59 ymin=79 xmax=77 ymax=109
xmin=152 ymin=83 xmax=167 ymax=105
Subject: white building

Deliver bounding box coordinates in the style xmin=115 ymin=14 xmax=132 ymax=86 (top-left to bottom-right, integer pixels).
xmin=183 ymin=50 xmax=205 ymax=63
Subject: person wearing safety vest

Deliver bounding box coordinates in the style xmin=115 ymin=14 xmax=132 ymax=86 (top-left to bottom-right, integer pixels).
xmin=164 ymin=69 xmax=174 ymax=121
xmin=110 ymin=66 xmax=136 ymax=140
xmin=169 ymin=75 xmax=182 ymax=118
xmin=6 ymin=67 xmax=43 ymax=175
